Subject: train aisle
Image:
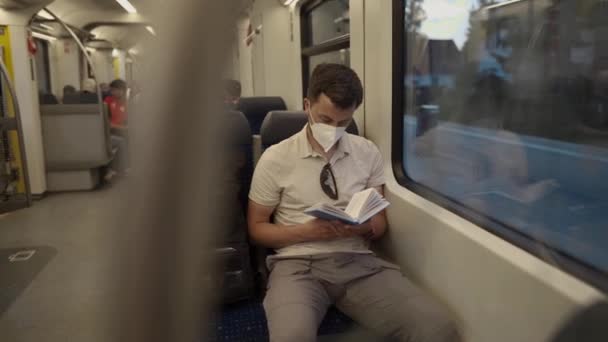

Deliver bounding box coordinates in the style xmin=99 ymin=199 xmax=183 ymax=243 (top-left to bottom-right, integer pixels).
xmin=0 ymin=182 xmax=127 ymax=341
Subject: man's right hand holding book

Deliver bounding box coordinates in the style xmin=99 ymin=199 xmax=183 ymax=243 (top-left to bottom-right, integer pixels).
xmin=298 ymin=218 xmax=374 ymax=242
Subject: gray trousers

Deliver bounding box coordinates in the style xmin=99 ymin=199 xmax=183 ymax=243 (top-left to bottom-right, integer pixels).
xmin=110 ymin=135 xmax=128 ymax=171
xmin=264 ymin=253 xmax=460 ymax=342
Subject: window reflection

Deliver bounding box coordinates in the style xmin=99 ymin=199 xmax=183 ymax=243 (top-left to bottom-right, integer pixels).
xmin=309 ymin=48 xmax=350 ymax=76
xmin=403 ymin=0 xmax=608 ymax=272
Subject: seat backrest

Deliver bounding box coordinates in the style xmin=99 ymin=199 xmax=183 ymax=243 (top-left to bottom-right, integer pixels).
xmin=237 ymin=96 xmax=287 ymax=134
xmin=222 ymin=110 xmax=254 ymax=217
xmin=40 ymin=104 xmax=113 ymax=171
xmin=216 ymin=111 xmax=257 ymax=302
xmin=62 ymin=92 xmax=99 ymax=104
xmin=260 ymin=110 xmax=359 ymax=149
xmin=39 ymin=93 xmax=58 ymax=105
xmin=550 ymin=302 xmax=608 ymax=342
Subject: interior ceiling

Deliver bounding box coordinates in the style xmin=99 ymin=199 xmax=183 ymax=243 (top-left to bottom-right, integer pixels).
xmin=42 ymin=0 xmax=149 ymax=49
xmin=90 ymin=24 xmax=149 ymax=49
xmin=28 ymin=0 xmax=252 ymax=49
xmin=0 ymin=0 xmax=48 ymax=9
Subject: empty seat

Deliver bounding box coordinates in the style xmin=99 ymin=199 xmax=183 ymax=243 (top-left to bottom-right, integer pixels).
xmin=237 ymin=97 xmax=287 ymax=135
xmin=40 ymin=104 xmax=113 ymax=191
xmin=261 ymin=110 xmax=358 ymax=149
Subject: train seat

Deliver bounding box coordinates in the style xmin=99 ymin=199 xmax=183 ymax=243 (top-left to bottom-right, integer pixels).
xmin=260 ymin=110 xmax=358 ymax=150
xmin=237 ymin=96 xmax=287 ymax=135
xmin=40 ymin=104 xmax=114 ymax=191
xmin=62 ymin=92 xmax=99 ymax=104
xmin=39 ymin=93 xmax=59 ymax=105
xmin=215 ymin=110 xmax=256 ymax=303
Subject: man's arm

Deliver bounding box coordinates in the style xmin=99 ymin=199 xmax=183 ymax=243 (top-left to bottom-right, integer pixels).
xmin=360 ymin=141 xmax=388 ymax=240
xmin=247 ymin=200 xmax=358 ymax=249
xmin=368 ymin=186 xmax=388 ymax=239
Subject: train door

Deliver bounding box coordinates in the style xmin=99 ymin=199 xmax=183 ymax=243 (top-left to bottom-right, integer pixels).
xmin=0 ymin=26 xmax=31 ymax=214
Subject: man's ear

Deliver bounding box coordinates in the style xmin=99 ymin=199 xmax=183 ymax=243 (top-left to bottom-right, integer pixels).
xmin=303 ymin=98 xmax=310 ymax=111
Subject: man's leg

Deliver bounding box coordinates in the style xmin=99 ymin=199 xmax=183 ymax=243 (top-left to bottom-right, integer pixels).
xmin=110 ymin=135 xmax=128 ymax=172
xmin=336 ymin=256 xmax=460 ymax=342
xmin=264 ymin=258 xmax=332 ymax=342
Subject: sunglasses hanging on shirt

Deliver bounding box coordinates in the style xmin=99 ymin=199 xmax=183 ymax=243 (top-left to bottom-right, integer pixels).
xmin=320 ymin=163 xmax=338 ymax=200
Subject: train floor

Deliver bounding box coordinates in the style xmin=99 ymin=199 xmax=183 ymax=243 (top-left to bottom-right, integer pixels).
xmin=0 ymin=182 xmax=128 ymax=341
xmin=0 ymin=181 xmax=379 ymax=342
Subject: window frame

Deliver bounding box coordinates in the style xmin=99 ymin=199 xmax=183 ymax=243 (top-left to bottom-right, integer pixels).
xmin=300 ymin=0 xmax=351 ymax=99
xmin=33 ymin=38 xmax=52 ymax=94
xmin=391 ymin=0 xmax=608 ymax=293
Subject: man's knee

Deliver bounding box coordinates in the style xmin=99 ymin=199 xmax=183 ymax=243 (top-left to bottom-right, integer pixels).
xmin=269 ymin=323 xmax=317 ymax=342
xmin=264 ymin=303 xmax=321 ymax=342
xmin=396 ymin=310 xmax=461 ymax=342
xmin=423 ymin=315 xmax=461 ymax=342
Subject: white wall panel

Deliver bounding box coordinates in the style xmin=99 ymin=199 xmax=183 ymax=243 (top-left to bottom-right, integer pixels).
xmin=9 ymin=25 xmax=46 ymax=194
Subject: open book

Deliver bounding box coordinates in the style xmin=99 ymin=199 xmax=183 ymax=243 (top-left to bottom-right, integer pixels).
xmin=304 ymin=188 xmax=390 ymax=225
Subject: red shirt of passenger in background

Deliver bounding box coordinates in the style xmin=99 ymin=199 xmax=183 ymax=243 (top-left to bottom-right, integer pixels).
xmin=104 ymin=96 xmax=127 ymax=127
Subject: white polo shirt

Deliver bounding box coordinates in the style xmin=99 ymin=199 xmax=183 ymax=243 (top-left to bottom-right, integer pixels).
xmin=249 ymin=125 xmax=385 ymax=257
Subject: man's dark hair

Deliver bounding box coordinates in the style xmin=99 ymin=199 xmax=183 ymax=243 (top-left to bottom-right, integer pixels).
xmin=224 ymin=79 xmax=242 ymax=98
xmin=307 ymin=63 xmax=363 ymax=109
xmin=110 ymin=79 xmax=127 ymax=91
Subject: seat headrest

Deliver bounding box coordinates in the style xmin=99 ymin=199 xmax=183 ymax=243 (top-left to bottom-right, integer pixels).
xmin=260 ymin=110 xmax=359 ymax=147
xmin=222 ymin=110 xmax=252 ymax=146
xmin=237 ymin=96 xmax=287 ymax=134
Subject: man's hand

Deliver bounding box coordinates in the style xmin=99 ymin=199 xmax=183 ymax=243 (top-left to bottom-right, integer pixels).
xmin=248 ymin=198 xmax=386 ymax=249
xmin=344 ymin=221 xmax=376 ymax=240
xmin=298 ymin=219 xmax=355 ymax=241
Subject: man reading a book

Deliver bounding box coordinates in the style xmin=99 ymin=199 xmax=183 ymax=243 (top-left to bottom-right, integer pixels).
xmin=248 ymin=63 xmax=460 ymax=342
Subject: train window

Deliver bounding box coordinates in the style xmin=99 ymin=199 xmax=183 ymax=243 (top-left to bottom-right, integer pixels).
xmin=309 ymin=48 xmax=350 ymax=76
xmin=301 ymin=0 xmax=350 ymax=96
xmin=33 ymin=38 xmax=52 ymax=95
xmin=307 ymin=0 xmax=350 ymax=45
xmin=393 ymin=0 xmax=608 ymax=288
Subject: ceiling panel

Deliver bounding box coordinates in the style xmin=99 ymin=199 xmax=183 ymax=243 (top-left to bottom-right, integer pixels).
xmin=46 ymin=0 xmax=147 ymax=27
xmin=0 ymin=0 xmax=48 ymax=9
xmin=90 ymin=24 xmax=149 ymax=49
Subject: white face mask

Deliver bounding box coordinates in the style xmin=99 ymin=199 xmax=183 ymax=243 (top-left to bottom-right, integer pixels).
xmin=308 ymin=113 xmax=347 ymax=152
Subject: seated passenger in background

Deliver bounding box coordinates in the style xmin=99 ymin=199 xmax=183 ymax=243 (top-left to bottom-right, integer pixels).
xmin=61 ymin=85 xmax=76 ymax=104
xmin=82 ymin=78 xmax=97 ymax=94
xmin=100 ymin=82 xmax=111 ymax=101
xmin=248 ymin=63 xmax=460 ymax=342
xmin=104 ymin=79 xmax=128 ymax=129
xmin=223 ymin=79 xmax=241 ymax=109
xmin=103 ymin=79 xmax=129 ymax=180
xmin=62 ymin=85 xmax=76 ymax=96
xmin=79 ymin=78 xmax=99 ymax=104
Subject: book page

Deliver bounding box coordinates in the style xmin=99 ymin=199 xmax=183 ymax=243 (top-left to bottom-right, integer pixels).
xmin=357 ymin=197 xmax=390 ymax=223
xmin=344 ymin=188 xmax=374 ymax=219
xmin=304 ymin=203 xmax=356 ymax=223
